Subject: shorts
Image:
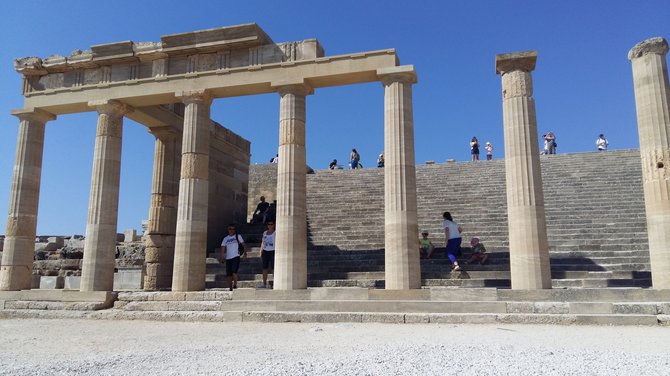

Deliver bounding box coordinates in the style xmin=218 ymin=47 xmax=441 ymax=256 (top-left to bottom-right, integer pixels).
xmin=225 ymin=256 xmax=241 ymax=277
xmin=261 ymin=250 xmax=275 ymax=270
xmin=471 ymin=252 xmax=487 ymax=261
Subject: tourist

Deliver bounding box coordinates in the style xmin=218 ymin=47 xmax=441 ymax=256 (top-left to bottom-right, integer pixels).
xmin=350 ymin=148 xmax=361 ymax=169
xmin=270 ymin=154 xmax=279 ymax=163
xmin=419 ymin=229 xmax=435 ymax=259
xmin=221 ymin=224 xmax=246 ymax=291
xmin=258 ymin=221 xmax=276 ymax=289
xmin=485 ymin=142 xmax=493 ymax=160
xmin=545 ymin=131 xmax=557 ymax=154
xmin=464 ymin=237 xmax=488 ymax=265
xmin=541 ymin=134 xmax=548 ymax=155
xmin=377 ymin=153 xmax=385 ymax=168
xmin=596 ymin=133 xmax=609 ymax=151
xmin=329 ymin=159 xmax=338 ymax=170
xmin=470 ymin=137 xmax=480 ymax=161
xmin=265 ymin=200 xmax=277 ymax=223
xmin=443 ymin=212 xmax=463 ymax=271
xmin=251 ymin=196 xmax=270 ymax=224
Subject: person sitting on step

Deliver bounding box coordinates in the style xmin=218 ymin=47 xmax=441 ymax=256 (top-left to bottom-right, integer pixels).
xmin=464 ymin=237 xmax=488 ymax=265
xmin=419 ymin=229 xmax=435 ymax=259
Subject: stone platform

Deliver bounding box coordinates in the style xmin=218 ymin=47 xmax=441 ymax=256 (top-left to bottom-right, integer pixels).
xmin=1 ymin=288 xmax=669 ymax=326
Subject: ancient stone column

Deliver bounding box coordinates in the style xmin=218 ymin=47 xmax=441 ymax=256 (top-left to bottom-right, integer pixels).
xmin=273 ymin=84 xmax=310 ymax=290
xmin=0 ymin=108 xmax=55 ymax=291
xmin=171 ymin=90 xmax=212 ymax=292
xmin=496 ymin=51 xmax=552 ymax=289
xmin=628 ymin=37 xmax=670 ymax=289
xmin=81 ymin=100 xmax=131 ymax=291
xmin=378 ymin=66 xmax=421 ymax=289
xmin=144 ymin=127 xmax=180 ymax=291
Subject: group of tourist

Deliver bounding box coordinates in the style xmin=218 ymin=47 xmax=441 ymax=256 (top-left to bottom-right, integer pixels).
xmin=419 ymin=211 xmax=488 ymax=272
xmin=328 ymin=148 xmax=385 ymax=170
xmin=469 ymin=137 xmax=494 ymax=161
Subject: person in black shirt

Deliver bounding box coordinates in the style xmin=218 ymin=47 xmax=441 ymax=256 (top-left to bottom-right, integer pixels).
xmin=252 ymin=196 xmax=270 ymax=224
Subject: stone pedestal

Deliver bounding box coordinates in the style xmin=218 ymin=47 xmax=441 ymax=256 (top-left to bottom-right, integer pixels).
xmin=144 ymin=128 xmax=180 ymax=291
xmin=0 ymin=108 xmax=55 ymax=291
xmin=171 ymin=91 xmax=212 ymax=292
xmin=496 ymin=51 xmax=552 ymax=289
xmin=273 ymin=84 xmax=310 ymax=290
xmin=378 ymin=66 xmax=421 ymax=290
xmin=628 ymin=37 xmax=670 ymax=289
xmin=81 ymin=100 xmax=131 ymax=292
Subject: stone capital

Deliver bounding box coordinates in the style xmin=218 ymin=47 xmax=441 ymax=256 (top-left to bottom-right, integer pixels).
xmin=11 ymin=108 xmax=56 ymax=123
xmin=495 ymin=51 xmax=537 ymax=75
xmin=276 ymin=84 xmax=313 ymax=97
xmin=175 ymin=90 xmax=213 ymax=105
xmin=628 ymin=37 xmax=669 ymax=60
xmin=377 ymin=65 xmax=418 ymax=86
xmin=148 ymin=126 xmax=179 ymax=140
xmin=88 ymin=100 xmax=133 ymax=116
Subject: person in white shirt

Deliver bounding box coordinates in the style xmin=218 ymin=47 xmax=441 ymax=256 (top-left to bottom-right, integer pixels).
xmin=485 ymin=142 xmax=494 ymax=160
xmin=258 ymin=221 xmax=276 ymax=288
xmin=221 ymin=224 xmax=246 ymax=291
xmin=596 ymin=134 xmax=609 ymax=151
xmin=443 ymin=211 xmax=463 ymax=271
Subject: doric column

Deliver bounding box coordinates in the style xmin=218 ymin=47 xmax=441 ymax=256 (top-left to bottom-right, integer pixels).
xmin=378 ymin=66 xmax=421 ymax=289
xmin=628 ymin=37 xmax=670 ymax=288
xmin=496 ymin=51 xmax=552 ymax=289
xmin=273 ymin=84 xmax=310 ymax=290
xmin=171 ymin=90 xmax=212 ymax=292
xmin=0 ymin=108 xmax=55 ymax=291
xmin=81 ymin=100 xmax=132 ymax=291
xmin=144 ymin=127 xmax=180 ymax=291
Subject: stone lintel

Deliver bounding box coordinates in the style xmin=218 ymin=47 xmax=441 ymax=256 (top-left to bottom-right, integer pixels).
xmin=377 ymin=65 xmax=418 ymax=84
xmin=496 ymin=51 xmax=537 ymax=75
xmin=10 ymin=107 xmax=56 ymax=123
xmin=175 ymin=90 xmax=213 ymax=105
xmin=272 ymin=80 xmax=314 ymax=95
xmin=161 ymin=23 xmax=273 ymax=52
xmin=88 ymin=100 xmax=133 ymax=116
xmin=628 ymin=37 xmax=669 ymax=60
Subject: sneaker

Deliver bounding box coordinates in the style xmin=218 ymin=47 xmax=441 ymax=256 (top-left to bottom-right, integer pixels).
xmin=233 ymin=283 xmax=238 ymax=289
xmin=257 ymin=283 xmax=267 ymax=289
xmin=229 ymin=286 xmax=233 ymax=292
xmin=453 ymin=265 xmax=461 ymax=271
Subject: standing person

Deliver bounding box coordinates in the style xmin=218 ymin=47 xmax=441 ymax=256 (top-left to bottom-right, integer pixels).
xmin=545 ymin=131 xmax=557 ymax=154
xmin=485 ymin=142 xmax=494 ymax=160
xmin=258 ymin=221 xmax=276 ymax=288
xmin=443 ymin=212 xmax=463 ymax=271
xmin=596 ymin=133 xmax=609 ymax=151
xmin=350 ymin=148 xmax=361 ymax=169
xmin=540 ymin=134 xmax=548 ymax=155
xmin=377 ymin=153 xmax=385 ymax=168
xmin=221 ymin=224 xmax=246 ymax=291
xmin=470 ymin=137 xmax=480 ymax=161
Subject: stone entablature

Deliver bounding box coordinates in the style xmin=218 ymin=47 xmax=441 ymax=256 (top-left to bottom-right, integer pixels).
xmin=16 ymin=23 xmax=324 ymax=95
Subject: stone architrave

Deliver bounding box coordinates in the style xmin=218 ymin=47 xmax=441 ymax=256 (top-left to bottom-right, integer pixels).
xmin=628 ymin=37 xmax=670 ymax=289
xmin=80 ymin=100 xmax=131 ymax=292
xmin=171 ymin=90 xmax=212 ymax=292
xmin=144 ymin=127 xmax=180 ymax=291
xmin=0 ymin=108 xmax=55 ymax=291
xmin=496 ymin=51 xmax=552 ymax=290
xmin=273 ymin=84 xmax=310 ymax=290
xmin=378 ymin=66 xmax=421 ymax=290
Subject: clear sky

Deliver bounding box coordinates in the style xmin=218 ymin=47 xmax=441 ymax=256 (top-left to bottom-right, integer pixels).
xmin=0 ymin=0 xmax=668 ymax=235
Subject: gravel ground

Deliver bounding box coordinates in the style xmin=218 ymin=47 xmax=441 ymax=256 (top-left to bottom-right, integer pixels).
xmin=0 ymin=319 xmax=668 ymax=376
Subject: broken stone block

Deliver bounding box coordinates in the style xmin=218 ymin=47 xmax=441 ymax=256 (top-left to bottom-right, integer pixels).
xmin=47 ymin=236 xmax=64 ymax=248
xmin=124 ymin=229 xmax=137 ymax=243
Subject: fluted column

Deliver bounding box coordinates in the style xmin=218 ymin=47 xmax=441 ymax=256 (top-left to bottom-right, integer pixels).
xmin=144 ymin=127 xmax=180 ymax=290
xmin=378 ymin=66 xmax=421 ymax=289
xmin=171 ymin=90 xmax=212 ymax=292
xmin=81 ymin=100 xmax=132 ymax=291
xmin=273 ymin=84 xmax=310 ymax=290
xmin=0 ymin=108 xmax=55 ymax=291
xmin=628 ymin=37 xmax=670 ymax=289
xmin=496 ymin=51 xmax=552 ymax=289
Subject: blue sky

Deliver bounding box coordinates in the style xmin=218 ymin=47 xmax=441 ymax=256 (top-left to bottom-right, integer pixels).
xmin=1 ymin=0 xmax=668 ymax=235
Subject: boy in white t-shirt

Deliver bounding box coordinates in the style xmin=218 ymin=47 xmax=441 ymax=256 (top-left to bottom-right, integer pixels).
xmin=221 ymin=224 xmax=246 ymax=291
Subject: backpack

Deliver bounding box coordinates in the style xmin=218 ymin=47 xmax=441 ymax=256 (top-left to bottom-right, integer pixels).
xmin=234 ymin=234 xmax=245 ymax=256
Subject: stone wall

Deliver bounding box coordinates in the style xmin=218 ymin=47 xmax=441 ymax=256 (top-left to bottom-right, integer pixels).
xmin=247 ymin=164 xmax=278 ymax=222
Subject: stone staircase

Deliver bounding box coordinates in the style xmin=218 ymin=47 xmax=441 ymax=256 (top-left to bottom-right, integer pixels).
xmin=213 ymin=149 xmax=650 ymax=289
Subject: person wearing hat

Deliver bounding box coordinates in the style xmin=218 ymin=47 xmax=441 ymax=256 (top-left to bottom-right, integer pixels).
xmin=485 ymin=142 xmax=494 ymax=160
xmin=419 ymin=229 xmax=435 ymax=259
